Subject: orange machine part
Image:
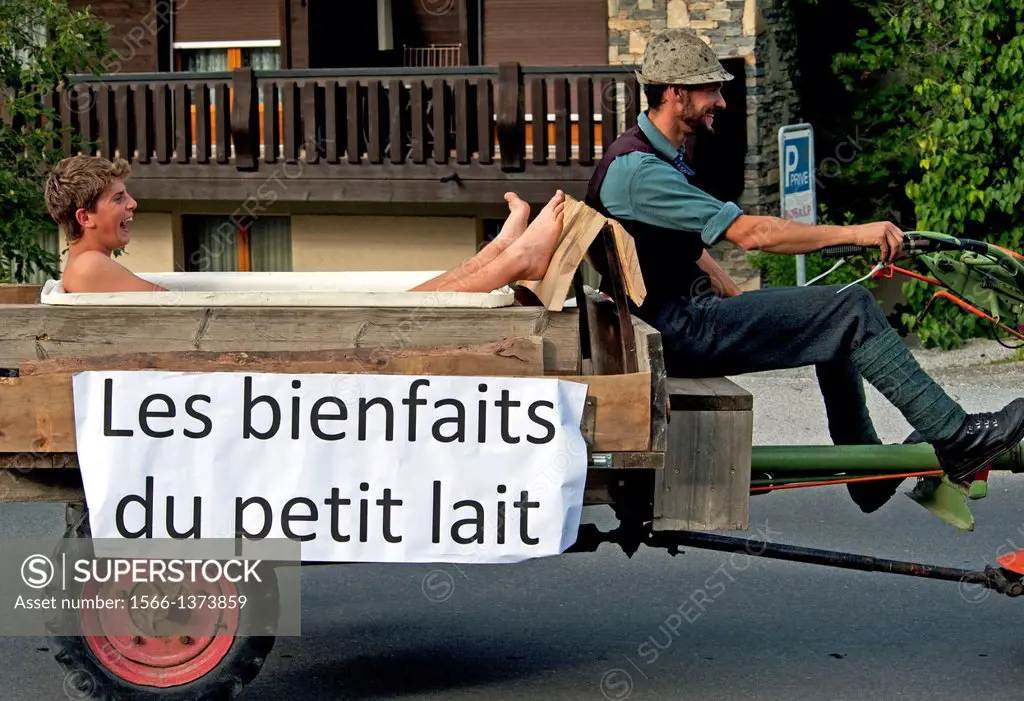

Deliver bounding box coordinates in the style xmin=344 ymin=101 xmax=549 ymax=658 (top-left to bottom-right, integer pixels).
xmin=997 ymin=550 xmax=1024 ymax=576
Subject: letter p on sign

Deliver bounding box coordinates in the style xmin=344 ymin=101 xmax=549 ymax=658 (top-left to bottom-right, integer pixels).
xmin=785 ymin=144 xmax=799 ymax=175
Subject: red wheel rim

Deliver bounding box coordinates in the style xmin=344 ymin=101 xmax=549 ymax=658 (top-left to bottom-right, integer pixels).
xmin=80 ymin=560 xmax=240 ymax=688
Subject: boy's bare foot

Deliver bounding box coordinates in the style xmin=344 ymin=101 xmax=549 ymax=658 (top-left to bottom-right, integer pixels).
xmin=492 ymin=192 xmax=531 ymax=248
xmin=510 ymin=190 xmax=566 ymax=280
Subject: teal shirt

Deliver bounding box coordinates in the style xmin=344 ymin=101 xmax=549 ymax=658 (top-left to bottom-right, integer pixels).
xmin=599 ymin=112 xmax=744 ymax=247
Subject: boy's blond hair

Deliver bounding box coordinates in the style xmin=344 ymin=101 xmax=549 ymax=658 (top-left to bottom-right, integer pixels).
xmin=44 ymin=155 xmax=132 ymax=244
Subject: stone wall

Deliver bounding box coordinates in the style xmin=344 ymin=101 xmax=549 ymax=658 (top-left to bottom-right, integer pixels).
xmin=606 ymin=0 xmax=803 ymax=288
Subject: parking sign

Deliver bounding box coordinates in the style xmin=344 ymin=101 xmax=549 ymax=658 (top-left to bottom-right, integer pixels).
xmin=779 ymin=124 xmax=817 ymax=284
xmin=779 ymin=124 xmax=816 ymax=223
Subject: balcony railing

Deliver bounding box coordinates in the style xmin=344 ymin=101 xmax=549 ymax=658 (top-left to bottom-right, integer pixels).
xmin=403 ymin=44 xmax=463 ymax=67
xmin=14 ymin=63 xmax=644 ymax=202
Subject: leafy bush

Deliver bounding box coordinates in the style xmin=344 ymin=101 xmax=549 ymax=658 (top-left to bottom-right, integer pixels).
xmin=787 ymin=0 xmax=1024 ymax=348
xmin=0 ymin=0 xmax=110 ymax=282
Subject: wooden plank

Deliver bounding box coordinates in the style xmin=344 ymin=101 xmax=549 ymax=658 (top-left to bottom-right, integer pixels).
xmin=0 ymin=453 xmax=78 ymax=469
xmin=60 ymin=85 xmax=75 ymax=155
xmin=591 ymin=451 xmax=665 ymax=469
xmin=194 ymin=82 xmax=211 ymax=164
xmin=346 ymin=79 xmax=361 ymax=165
xmin=431 ymin=78 xmax=448 ymax=164
xmin=262 ymin=81 xmax=279 ymax=163
xmin=654 ymin=406 xmax=751 ymax=532
xmin=476 ymin=77 xmax=494 ymax=164
xmin=666 ymin=377 xmax=753 ymax=412
xmin=78 ymin=85 xmax=95 ymax=155
xmin=553 ymin=78 xmax=571 ymax=165
xmin=624 ymin=77 xmax=640 ymax=129
xmin=531 ymin=78 xmax=548 ymax=165
xmin=576 ymin=76 xmax=594 ymax=166
xmin=583 ymin=289 xmax=624 ymax=376
xmin=496 ymin=62 xmax=524 ymax=172
xmin=388 ymin=79 xmax=404 ymax=164
xmin=367 ymin=80 xmax=383 ymax=164
xmin=0 ymin=370 xmax=650 ymax=454
xmin=410 ymin=80 xmax=427 ymax=164
xmin=215 ymin=82 xmax=230 ymax=164
xmin=0 ymin=464 xmax=657 ymax=504
xmin=633 ymin=316 xmax=667 ymax=452
xmin=0 ymin=469 xmax=83 ymax=504
xmin=302 ymin=81 xmax=319 ymax=163
xmin=230 ymin=68 xmax=259 ymax=170
xmin=115 ymin=85 xmax=132 ymax=161
xmin=0 ymin=374 xmax=76 ymax=452
xmin=19 ymin=337 xmax=546 ymax=377
xmin=601 ymin=227 xmax=638 ymax=374
xmin=454 ymin=78 xmax=470 ymax=164
xmin=122 ymin=177 xmax=590 ymax=209
xmin=600 ymin=77 xmax=618 ymax=150
xmin=173 ymin=83 xmax=192 ymax=163
xmin=324 ymin=80 xmax=341 ymax=163
xmin=281 ymin=80 xmax=299 ymax=161
xmin=97 ymin=86 xmax=115 ymax=159
xmin=0 ymin=285 xmax=41 ymax=305
xmin=0 ymin=450 xmax=662 ymax=473
xmin=154 ymin=84 xmax=171 ymax=163
xmin=119 ymin=159 xmax=598 ymax=183
xmin=0 ymin=305 xmax=580 ymax=374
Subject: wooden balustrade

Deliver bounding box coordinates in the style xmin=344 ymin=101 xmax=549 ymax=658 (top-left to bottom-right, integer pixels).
xmin=12 ymin=64 xmax=640 ymax=200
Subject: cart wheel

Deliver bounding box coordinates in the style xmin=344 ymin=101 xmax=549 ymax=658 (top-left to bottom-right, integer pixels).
xmin=45 ymin=507 xmax=278 ymax=700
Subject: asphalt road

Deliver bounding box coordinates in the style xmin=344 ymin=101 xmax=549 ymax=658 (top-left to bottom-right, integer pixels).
xmin=3 ymin=349 xmax=1024 ymax=701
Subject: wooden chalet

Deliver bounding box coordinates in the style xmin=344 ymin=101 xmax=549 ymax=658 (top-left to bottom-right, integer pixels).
xmin=14 ymin=1 xmax=756 ymax=283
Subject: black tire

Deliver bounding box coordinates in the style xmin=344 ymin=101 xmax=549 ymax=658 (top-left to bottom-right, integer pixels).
xmin=45 ymin=507 xmax=278 ymax=700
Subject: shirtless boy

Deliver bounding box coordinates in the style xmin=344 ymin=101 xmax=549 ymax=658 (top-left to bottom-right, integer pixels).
xmin=44 ymin=155 xmax=566 ymax=294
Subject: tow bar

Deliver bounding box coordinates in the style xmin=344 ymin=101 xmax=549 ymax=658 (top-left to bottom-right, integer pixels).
xmin=572 ymin=523 xmax=1024 ymax=598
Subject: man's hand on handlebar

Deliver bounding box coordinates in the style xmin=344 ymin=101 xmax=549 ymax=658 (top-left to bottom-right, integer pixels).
xmin=850 ymin=222 xmax=905 ymax=262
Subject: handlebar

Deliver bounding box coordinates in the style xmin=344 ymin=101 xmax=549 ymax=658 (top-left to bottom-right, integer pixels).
xmin=818 ymin=233 xmax=995 ymax=260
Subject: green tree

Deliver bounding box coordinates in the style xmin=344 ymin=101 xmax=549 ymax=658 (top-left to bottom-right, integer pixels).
xmin=0 ymin=0 xmax=111 ymax=283
xmin=764 ymin=0 xmax=1024 ymax=349
xmin=832 ymin=0 xmax=1024 ymax=348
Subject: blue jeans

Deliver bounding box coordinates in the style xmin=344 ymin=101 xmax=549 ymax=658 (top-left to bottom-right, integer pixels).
xmin=644 ymin=283 xmax=889 ymax=445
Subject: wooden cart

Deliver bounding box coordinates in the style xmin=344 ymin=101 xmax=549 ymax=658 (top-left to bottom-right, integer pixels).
xmin=0 ymin=207 xmax=754 ymax=698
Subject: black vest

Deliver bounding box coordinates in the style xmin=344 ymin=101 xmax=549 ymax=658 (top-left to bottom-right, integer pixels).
xmin=584 ymin=124 xmax=709 ymax=319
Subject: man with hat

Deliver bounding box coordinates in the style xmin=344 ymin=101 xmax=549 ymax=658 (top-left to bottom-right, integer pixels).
xmin=584 ymin=28 xmax=1024 ymax=511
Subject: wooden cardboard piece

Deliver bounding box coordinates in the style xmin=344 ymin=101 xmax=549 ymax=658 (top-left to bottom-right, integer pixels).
xmin=519 ymin=196 xmax=646 ymax=311
xmin=610 ymin=220 xmax=647 ymax=306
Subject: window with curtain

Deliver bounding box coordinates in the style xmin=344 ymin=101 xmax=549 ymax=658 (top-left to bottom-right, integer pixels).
xmin=175 ymin=46 xmax=280 ymax=72
xmin=179 ymin=48 xmax=229 ymax=72
xmin=175 ymin=45 xmax=280 ymax=113
xmin=183 ymin=215 xmax=292 ymax=273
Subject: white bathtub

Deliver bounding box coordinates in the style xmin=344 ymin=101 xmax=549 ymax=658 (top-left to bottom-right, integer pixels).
xmin=39 ymin=272 xmax=516 ymax=308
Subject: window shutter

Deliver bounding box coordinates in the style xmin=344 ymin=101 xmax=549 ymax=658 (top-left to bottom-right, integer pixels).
xmin=174 ymin=0 xmax=280 ymax=44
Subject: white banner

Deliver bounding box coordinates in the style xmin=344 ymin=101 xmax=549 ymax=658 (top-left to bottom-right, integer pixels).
xmin=72 ymin=371 xmax=590 ymax=564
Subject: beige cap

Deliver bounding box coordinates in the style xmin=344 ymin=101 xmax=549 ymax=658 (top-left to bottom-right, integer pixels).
xmin=635 ymin=28 xmax=735 ymax=86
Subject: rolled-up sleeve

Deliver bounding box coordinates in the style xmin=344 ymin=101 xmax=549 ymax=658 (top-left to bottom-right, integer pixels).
xmin=629 ymin=158 xmax=743 ymax=246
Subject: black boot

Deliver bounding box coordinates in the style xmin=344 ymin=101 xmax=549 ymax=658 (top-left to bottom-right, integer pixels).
xmin=933 ymin=398 xmax=1024 ymax=484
